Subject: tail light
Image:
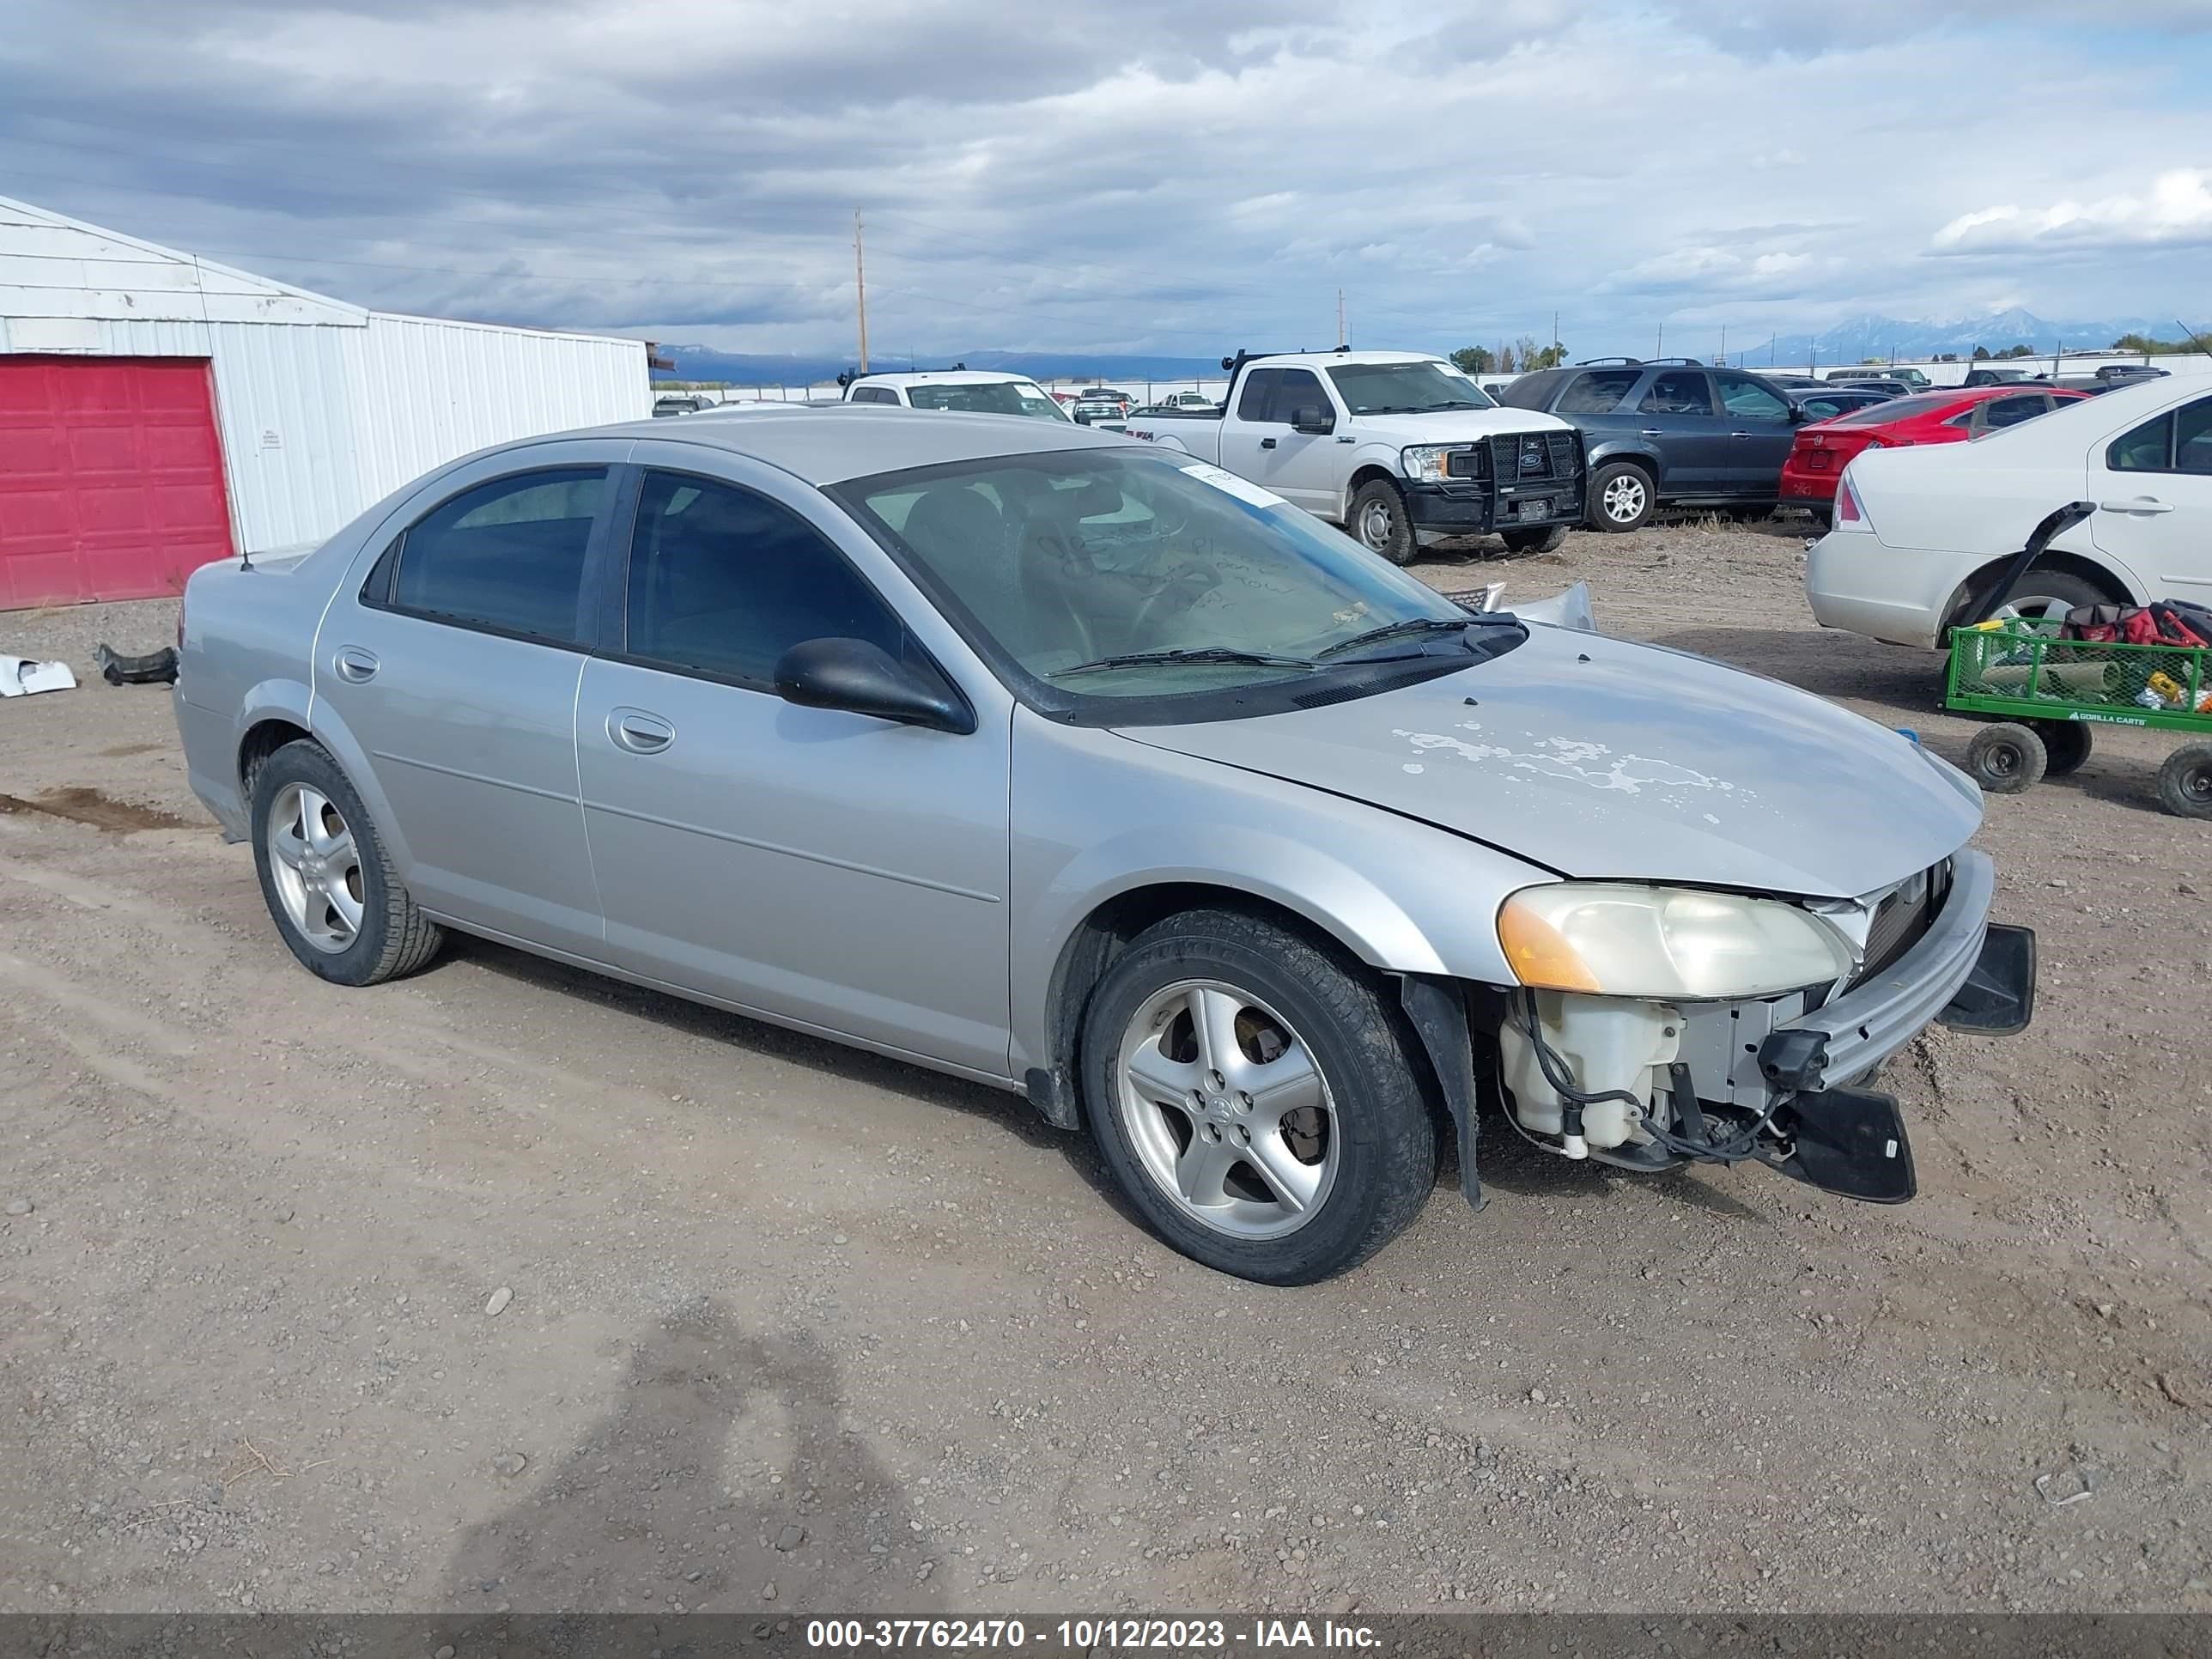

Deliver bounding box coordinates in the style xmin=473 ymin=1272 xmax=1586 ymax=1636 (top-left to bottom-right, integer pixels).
xmin=1834 ymin=474 xmax=1871 ymax=531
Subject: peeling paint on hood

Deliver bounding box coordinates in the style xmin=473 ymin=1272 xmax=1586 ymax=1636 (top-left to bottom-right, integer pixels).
xmin=1115 ymin=624 xmax=1980 ymax=898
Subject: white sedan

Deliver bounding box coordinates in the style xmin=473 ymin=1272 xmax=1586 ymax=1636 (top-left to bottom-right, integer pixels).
xmin=1806 ymin=374 xmax=2212 ymax=647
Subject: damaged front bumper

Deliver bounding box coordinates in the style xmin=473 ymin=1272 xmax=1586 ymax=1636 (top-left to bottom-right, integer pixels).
xmin=1756 ymin=848 xmax=2029 ymax=1095
xmin=1404 ymin=846 xmax=2035 ymax=1210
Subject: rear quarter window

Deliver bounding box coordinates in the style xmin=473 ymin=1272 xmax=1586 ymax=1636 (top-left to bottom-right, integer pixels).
xmin=1555 ymin=370 xmax=1641 ymax=415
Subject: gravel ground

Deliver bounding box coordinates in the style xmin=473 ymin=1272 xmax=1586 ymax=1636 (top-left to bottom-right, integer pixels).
xmin=0 ymin=517 xmax=2206 ymax=1618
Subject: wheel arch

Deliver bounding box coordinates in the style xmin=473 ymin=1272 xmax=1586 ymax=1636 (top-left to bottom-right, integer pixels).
xmin=1945 ymin=546 xmax=2143 ymax=628
xmin=1340 ymin=461 xmax=1404 ymax=524
xmin=1024 ymin=877 xmax=1443 ymax=1131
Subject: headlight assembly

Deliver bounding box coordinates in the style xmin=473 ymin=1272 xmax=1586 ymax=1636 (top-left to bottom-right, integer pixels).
xmin=1498 ymin=883 xmax=1856 ymax=1000
xmin=1401 ymin=444 xmax=1477 ymax=484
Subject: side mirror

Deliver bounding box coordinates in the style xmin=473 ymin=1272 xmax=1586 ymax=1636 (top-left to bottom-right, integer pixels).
xmin=1291 ymin=404 xmax=1336 ymax=435
xmin=772 ymin=638 xmax=974 ymax=734
xmin=1788 ymin=404 xmax=1812 ymax=423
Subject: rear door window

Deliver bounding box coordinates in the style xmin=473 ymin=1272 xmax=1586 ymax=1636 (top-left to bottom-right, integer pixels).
xmin=1236 ymin=368 xmax=1285 ymax=422
xmin=381 ymin=467 xmax=606 ymax=645
xmin=2115 ymin=398 xmax=2212 ymax=475
xmin=1639 ymin=372 xmax=1715 ymax=416
xmin=1556 ymin=370 xmax=1641 ymax=415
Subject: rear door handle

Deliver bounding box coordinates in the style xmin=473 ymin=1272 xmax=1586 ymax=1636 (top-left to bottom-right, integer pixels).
xmin=1730 ymin=431 xmax=1754 ymax=439
xmin=2100 ymin=496 xmax=2173 ymax=514
xmin=334 ymin=647 xmax=380 ymax=684
xmin=608 ymin=708 xmax=675 ymax=754
xmin=1639 ymin=428 xmax=1663 ymax=437
xmin=1259 ymin=436 xmax=1278 ymax=449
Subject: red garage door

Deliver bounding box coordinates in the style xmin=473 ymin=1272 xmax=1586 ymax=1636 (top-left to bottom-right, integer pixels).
xmin=0 ymin=356 xmax=234 ymax=609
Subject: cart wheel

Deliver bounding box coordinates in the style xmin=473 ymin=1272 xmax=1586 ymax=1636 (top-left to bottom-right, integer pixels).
xmin=1966 ymin=723 xmax=2047 ymax=793
xmin=2035 ymin=720 xmax=2094 ymax=778
xmin=2155 ymin=742 xmax=2212 ymax=818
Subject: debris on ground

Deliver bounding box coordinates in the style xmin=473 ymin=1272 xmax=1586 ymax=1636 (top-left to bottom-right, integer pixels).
xmin=1 ymin=656 xmax=76 ymax=696
xmin=94 ymin=644 xmax=179 ymax=686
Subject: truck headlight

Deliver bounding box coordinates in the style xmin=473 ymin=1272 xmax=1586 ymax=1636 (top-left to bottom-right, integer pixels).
xmin=1498 ymin=884 xmax=1856 ymax=1000
xmin=1402 ymin=445 xmax=1478 ymax=483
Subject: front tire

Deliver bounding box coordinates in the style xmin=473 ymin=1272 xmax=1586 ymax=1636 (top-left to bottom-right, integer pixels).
xmin=1499 ymin=525 xmax=1567 ymax=556
xmin=1966 ymin=723 xmax=2047 ymax=794
xmin=1586 ymin=460 xmax=1654 ymax=532
xmin=2157 ymin=742 xmax=2212 ymax=818
xmin=250 ymin=739 xmax=443 ymax=986
xmin=1348 ymin=478 xmax=1419 ymax=565
xmin=1079 ymin=909 xmax=1435 ymax=1285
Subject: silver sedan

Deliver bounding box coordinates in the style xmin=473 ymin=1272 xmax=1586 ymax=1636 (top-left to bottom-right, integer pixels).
xmin=173 ymin=408 xmax=2033 ymax=1283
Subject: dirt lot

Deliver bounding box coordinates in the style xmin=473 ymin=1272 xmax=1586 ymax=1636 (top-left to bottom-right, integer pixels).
xmin=0 ymin=518 xmax=2207 ymax=1619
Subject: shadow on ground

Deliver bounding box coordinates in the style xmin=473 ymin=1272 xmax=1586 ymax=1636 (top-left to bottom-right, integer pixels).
xmin=433 ymin=1301 xmax=939 ymax=1620
xmin=442 ymin=935 xmax=1139 ymax=1227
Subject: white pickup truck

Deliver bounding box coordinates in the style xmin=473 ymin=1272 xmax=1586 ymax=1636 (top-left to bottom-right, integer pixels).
xmin=1122 ymin=349 xmax=1586 ymax=561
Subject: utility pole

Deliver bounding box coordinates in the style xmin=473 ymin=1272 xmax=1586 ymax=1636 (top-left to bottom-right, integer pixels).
xmin=1719 ymin=323 xmax=1727 ymax=367
xmin=854 ymin=209 xmax=870 ymax=374
xmin=1336 ymin=288 xmax=1346 ymax=349
xmin=1656 ymin=322 xmax=1663 ymax=359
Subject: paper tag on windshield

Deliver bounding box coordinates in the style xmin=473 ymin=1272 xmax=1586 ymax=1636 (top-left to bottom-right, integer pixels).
xmin=1179 ymin=463 xmax=1286 ymax=510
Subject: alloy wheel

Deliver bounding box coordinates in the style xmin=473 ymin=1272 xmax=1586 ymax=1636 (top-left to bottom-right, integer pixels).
xmin=1114 ymin=979 xmax=1340 ymax=1239
xmin=266 ymin=782 xmax=365 ymax=952
xmin=1602 ymin=473 xmax=1648 ymax=523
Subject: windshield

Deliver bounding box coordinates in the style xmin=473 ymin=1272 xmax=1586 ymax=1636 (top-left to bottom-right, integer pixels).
xmin=905 ymin=380 xmax=1072 ymax=422
xmin=836 ymin=448 xmax=1487 ymax=706
xmin=1326 ymin=360 xmax=1496 ymax=415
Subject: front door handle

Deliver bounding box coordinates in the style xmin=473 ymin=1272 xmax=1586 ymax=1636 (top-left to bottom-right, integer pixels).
xmin=334 ymin=647 xmax=380 ymax=684
xmin=1259 ymin=436 xmax=1278 ymax=449
xmin=1639 ymin=428 xmax=1663 ymax=437
xmin=608 ymin=708 xmax=675 ymax=754
xmin=1730 ymin=431 xmax=1754 ymax=439
xmin=2100 ymin=496 xmax=2173 ymax=514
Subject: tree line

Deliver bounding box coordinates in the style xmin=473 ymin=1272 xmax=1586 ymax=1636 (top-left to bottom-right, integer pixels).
xmin=1449 ymin=337 xmax=1567 ymax=375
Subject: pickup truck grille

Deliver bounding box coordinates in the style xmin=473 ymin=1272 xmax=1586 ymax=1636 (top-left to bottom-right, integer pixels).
xmin=1491 ymin=430 xmax=1579 ymax=483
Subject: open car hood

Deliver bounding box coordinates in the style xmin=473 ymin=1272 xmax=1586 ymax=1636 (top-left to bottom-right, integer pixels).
xmin=1115 ymin=624 xmax=1980 ymax=899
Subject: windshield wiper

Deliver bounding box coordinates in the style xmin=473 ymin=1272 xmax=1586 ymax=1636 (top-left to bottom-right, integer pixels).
xmin=1314 ymin=616 xmax=1508 ymax=659
xmin=1049 ymin=647 xmax=1319 ymax=679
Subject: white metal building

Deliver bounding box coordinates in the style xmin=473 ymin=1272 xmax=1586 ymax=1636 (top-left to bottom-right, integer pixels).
xmin=0 ymin=195 xmax=651 ymax=608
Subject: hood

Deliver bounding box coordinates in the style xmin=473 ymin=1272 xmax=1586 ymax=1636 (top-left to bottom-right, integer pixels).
xmin=1115 ymin=624 xmax=1979 ymax=899
xmin=1345 ymin=409 xmax=1573 ymax=447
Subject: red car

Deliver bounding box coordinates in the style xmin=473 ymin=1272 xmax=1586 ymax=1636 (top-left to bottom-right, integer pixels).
xmin=1782 ymin=385 xmax=2091 ymax=523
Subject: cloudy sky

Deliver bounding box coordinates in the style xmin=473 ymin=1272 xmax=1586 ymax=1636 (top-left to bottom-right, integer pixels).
xmin=5 ymin=0 xmax=2210 ymax=362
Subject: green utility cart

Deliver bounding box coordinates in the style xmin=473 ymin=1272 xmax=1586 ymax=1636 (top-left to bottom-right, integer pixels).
xmin=1946 ymin=618 xmax=2212 ymax=817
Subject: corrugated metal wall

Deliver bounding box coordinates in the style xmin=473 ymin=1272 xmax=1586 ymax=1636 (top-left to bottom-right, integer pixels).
xmin=349 ymin=313 xmax=650 ymax=512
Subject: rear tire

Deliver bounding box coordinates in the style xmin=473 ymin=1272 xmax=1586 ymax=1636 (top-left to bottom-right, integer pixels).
xmin=1079 ymin=908 xmax=1435 ymax=1285
xmin=1983 ymin=570 xmax=2119 ymax=628
xmin=2036 ymin=720 xmax=2094 ymax=778
xmin=2156 ymin=742 xmax=2212 ymax=818
xmin=1586 ymin=460 xmax=1654 ymax=532
xmin=1499 ymin=525 xmax=1567 ymax=556
xmin=250 ymin=739 xmax=443 ymax=986
xmin=1966 ymin=723 xmax=2047 ymax=794
xmin=1348 ymin=478 xmax=1418 ymax=565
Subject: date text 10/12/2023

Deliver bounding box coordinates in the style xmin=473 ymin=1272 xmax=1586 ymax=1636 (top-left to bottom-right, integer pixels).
xmin=805 ymin=1619 xmax=1381 ymax=1650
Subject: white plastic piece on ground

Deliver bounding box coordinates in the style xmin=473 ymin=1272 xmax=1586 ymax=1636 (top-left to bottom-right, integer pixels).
xmin=1513 ymin=580 xmax=1598 ymax=633
xmin=0 ymin=656 xmax=77 ymax=696
xmin=1499 ymin=990 xmax=1680 ymax=1151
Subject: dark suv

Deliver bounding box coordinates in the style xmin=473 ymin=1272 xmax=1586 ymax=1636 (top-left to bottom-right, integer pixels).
xmin=1498 ymin=359 xmax=1802 ymax=531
